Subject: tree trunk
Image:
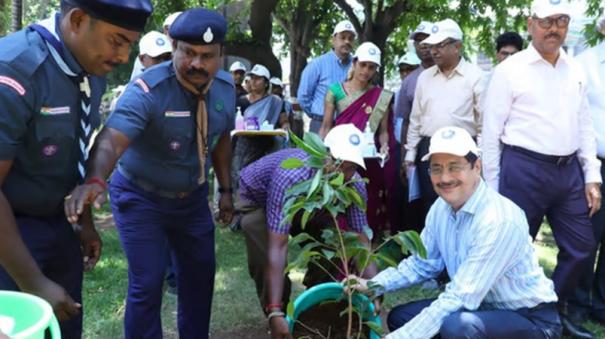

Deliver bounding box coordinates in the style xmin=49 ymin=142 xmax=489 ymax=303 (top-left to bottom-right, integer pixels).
xmin=11 ymin=0 xmax=22 ymax=32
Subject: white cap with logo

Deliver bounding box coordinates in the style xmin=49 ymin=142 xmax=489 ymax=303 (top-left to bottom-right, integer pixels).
xmin=333 ymin=20 xmax=357 ymax=37
xmin=354 ymin=42 xmax=381 ymax=66
xmin=410 ymin=21 xmax=434 ymax=40
xmin=163 ymin=12 xmax=182 ymax=28
xmin=249 ymin=64 xmax=271 ymax=80
xmin=269 ymin=77 xmax=283 ymax=87
xmin=398 ymin=51 xmax=421 ymax=66
xmin=324 ymin=124 xmax=367 ymax=169
xmin=531 ymin=0 xmax=571 ymax=18
xmin=421 ymin=126 xmax=479 ymax=161
xmin=139 ymin=31 xmax=172 ymax=57
xmin=421 ymin=19 xmax=463 ymax=45
xmin=229 ymin=61 xmax=247 ymax=73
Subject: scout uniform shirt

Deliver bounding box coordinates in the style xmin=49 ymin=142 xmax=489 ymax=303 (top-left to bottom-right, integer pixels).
xmin=106 ymin=62 xmax=235 ymax=193
xmin=0 ymin=25 xmax=104 ymax=217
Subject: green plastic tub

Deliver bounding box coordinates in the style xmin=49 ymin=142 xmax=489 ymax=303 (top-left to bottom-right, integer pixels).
xmin=286 ymin=282 xmax=381 ymax=339
xmin=0 ymin=291 xmax=60 ymax=338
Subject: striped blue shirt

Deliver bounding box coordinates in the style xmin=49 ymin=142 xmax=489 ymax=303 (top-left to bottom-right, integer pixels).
xmin=371 ymin=180 xmax=558 ymax=339
xmin=297 ymin=50 xmax=352 ymax=117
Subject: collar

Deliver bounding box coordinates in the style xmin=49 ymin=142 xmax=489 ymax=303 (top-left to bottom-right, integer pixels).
xmin=51 ymin=13 xmax=84 ymax=75
xmin=448 ymin=179 xmax=486 ymax=216
xmin=432 ymin=58 xmax=467 ymax=78
xmin=525 ymin=42 xmax=569 ymax=67
xmin=329 ymin=50 xmax=352 ymax=66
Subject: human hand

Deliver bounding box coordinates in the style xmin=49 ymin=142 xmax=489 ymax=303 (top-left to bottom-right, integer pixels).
xmin=26 ymin=277 xmax=81 ymax=321
xmin=586 ymin=182 xmax=602 ymax=217
xmin=64 ymin=183 xmax=107 ymax=224
xmin=217 ymin=193 xmax=234 ymax=225
xmin=269 ymin=316 xmax=292 ymax=339
xmin=342 ymin=274 xmax=369 ymax=294
xmin=79 ymin=226 xmax=102 ymax=272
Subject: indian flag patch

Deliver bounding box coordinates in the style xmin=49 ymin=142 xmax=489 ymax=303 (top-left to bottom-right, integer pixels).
xmin=165 ymin=111 xmax=190 ymax=118
xmin=40 ymin=106 xmax=70 ymax=116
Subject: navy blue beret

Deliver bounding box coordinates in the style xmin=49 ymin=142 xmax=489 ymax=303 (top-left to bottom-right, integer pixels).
xmin=169 ymin=8 xmax=227 ymax=45
xmin=63 ymin=0 xmax=153 ymax=32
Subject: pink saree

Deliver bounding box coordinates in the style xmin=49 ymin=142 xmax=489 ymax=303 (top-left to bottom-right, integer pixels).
xmin=331 ymin=84 xmax=401 ymax=235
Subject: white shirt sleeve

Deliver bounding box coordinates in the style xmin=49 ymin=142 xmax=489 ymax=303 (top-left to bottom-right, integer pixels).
xmin=481 ymin=66 xmax=513 ymax=191
xmin=404 ymin=77 xmax=424 ymax=162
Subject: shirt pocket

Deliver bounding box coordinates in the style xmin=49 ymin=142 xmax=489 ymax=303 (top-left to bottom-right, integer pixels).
xmin=34 ymin=114 xmax=76 ymax=165
xmin=161 ymin=117 xmax=193 ymax=160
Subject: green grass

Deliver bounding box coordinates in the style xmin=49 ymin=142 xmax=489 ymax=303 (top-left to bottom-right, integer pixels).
xmin=82 ymin=218 xmax=605 ymax=338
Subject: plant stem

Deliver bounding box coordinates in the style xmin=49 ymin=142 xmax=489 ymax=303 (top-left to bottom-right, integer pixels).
xmin=332 ymin=216 xmax=353 ymax=339
xmin=356 ymin=305 xmax=363 ymax=339
xmin=308 ymin=258 xmax=340 ymax=282
xmin=294 ymin=320 xmax=329 ymax=339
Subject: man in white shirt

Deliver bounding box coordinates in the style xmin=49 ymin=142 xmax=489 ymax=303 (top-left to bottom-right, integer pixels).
xmin=403 ymin=19 xmax=485 ymax=213
xmin=348 ymin=126 xmax=561 ymax=339
xmin=567 ymin=15 xmax=605 ymax=328
xmin=482 ymin=1 xmax=601 ymax=337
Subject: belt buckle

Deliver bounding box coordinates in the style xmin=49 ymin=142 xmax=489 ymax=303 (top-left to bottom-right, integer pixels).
xmin=176 ymin=192 xmax=188 ymax=199
xmin=556 ymin=156 xmax=569 ymax=166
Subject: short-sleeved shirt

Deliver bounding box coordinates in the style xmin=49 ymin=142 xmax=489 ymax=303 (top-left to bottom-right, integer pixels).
xmin=106 ymin=63 xmax=235 ymax=192
xmin=239 ymin=148 xmax=369 ymax=234
xmin=0 ymin=21 xmax=104 ymax=216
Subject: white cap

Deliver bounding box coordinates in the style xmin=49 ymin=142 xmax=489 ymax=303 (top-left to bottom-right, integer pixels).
xmin=249 ymin=64 xmax=271 ymax=80
xmin=421 ymin=19 xmax=463 ymax=45
xmin=139 ymin=31 xmax=172 ymax=57
xmin=163 ymin=12 xmax=182 ymax=28
xmin=333 ymin=20 xmax=357 ymax=37
xmin=409 ymin=21 xmax=434 ymax=40
xmin=421 ymin=126 xmax=479 ymax=161
xmin=229 ymin=61 xmax=247 ymax=73
xmin=531 ymin=0 xmax=571 ymax=18
xmin=269 ymin=77 xmax=283 ymax=87
xmin=354 ymin=42 xmax=381 ymax=66
xmin=398 ymin=51 xmax=421 ymax=66
xmin=324 ymin=124 xmax=366 ymax=169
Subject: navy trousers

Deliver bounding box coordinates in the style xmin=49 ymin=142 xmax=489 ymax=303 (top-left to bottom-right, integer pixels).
xmin=414 ymin=137 xmax=438 ymax=213
xmin=569 ymin=158 xmax=605 ymax=318
xmin=109 ymin=171 xmax=215 ymax=339
xmin=0 ymin=213 xmax=83 ymax=339
xmin=499 ymin=146 xmax=596 ymax=303
xmin=387 ymin=299 xmax=562 ymax=338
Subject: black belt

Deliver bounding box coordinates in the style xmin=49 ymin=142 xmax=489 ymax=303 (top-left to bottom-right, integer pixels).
xmin=118 ymin=167 xmax=193 ymax=200
xmin=507 ymin=145 xmax=576 ymax=166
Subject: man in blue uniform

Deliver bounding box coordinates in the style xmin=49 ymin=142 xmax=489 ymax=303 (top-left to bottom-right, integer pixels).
xmin=64 ymin=8 xmax=235 ymax=339
xmin=0 ymin=0 xmax=152 ymax=337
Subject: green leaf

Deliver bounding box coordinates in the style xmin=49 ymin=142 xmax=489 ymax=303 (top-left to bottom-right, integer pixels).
xmin=375 ymin=253 xmax=398 ymax=268
xmin=330 ymin=172 xmax=344 ymax=186
xmin=301 ymin=210 xmax=312 ymax=229
xmin=285 ymin=179 xmax=312 ymax=199
xmin=306 ymin=156 xmax=325 ymax=168
xmin=290 ymin=232 xmax=316 ymax=245
xmin=345 ymin=188 xmax=366 ymax=210
xmin=280 ymin=157 xmax=305 ymax=169
xmin=395 ymin=231 xmax=427 ymax=259
xmin=286 ymin=300 xmax=294 ymax=319
xmin=321 ymin=182 xmax=334 ymax=206
xmin=303 ymin=131 xmax=328 ymax=154
xmin=321 ymin=249 xmax=335 ymax=260
xmin=306 ymin=169 xmax=323 ymax=199
xmin=289 ymin=130 xmax=324 ymax=158
xmin=364 ymin=321 xmax=385 ymax=336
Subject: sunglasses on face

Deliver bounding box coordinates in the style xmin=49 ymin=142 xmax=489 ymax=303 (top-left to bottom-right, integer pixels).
xmin=532 ymin=15 xmax=570 ymax=29
xmin=431 ymin=39 xmax=457 ymax=50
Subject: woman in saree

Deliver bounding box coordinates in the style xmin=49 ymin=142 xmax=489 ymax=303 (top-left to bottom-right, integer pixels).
xmin=319 ymin=42 xmax=401 ymax=239
xmin=231 ymin=64 xmax=289 ymax=191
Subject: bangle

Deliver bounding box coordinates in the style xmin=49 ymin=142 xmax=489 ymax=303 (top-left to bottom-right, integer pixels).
xmin=85 ymin=177 xmax=107 ymax=190
xmin=267 ymin=311 xmax=285 ymax=322
xmin=218 ymin=187 xmax=233 ymax=194
xmin=265 ymin=303 xmax=282 ymax=312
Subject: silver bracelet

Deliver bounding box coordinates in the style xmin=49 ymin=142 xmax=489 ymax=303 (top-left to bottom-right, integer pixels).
xmin=267 ymin=310 xmax=285 ymax=322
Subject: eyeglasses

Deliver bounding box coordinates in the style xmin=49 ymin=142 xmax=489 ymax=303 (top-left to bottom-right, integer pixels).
xmin=532 ymin=15 xmax=570 ymax=29
xmin=430 ymin=39 xmax=457 ymax=50
xmin=428 ymin=163 xmax=470 ymax=177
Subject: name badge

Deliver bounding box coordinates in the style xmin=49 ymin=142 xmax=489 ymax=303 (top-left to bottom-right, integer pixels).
xmin=165 ymin=111 xmax=191 ymax=118
xmin=40 ymin=106 xmax=71 ymax=116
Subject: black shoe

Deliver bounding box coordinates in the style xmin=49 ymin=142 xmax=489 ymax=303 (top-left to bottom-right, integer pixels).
xmin=560 ymin=314 xmax=594 ymax=339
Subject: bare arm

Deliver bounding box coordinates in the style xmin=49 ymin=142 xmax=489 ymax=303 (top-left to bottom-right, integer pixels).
xmin=319 ymin=90 xmax=336 ymax=139
xmin=211 ymin=131 xmax=234 ymax=224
